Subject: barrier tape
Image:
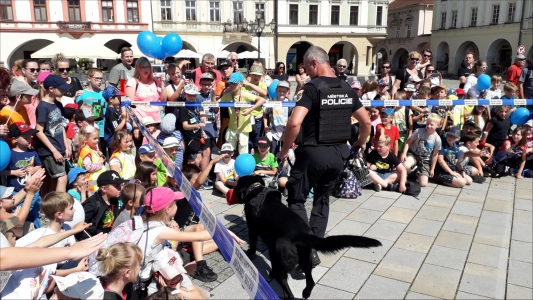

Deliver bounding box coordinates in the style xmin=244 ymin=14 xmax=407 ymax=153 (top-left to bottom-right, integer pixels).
xmin=125 ymin=106 xmax=279 ymax=300
xmin=121 ymin=99 xmax=533 ymax=108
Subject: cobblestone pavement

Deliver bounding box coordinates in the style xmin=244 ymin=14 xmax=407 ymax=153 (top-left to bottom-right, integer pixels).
xmin=194 ymin=176 xmax=533 ymax=299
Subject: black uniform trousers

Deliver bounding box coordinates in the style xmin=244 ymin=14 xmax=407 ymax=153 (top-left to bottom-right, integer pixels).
xmin=286 ymin=144 xmax=349 ymax=238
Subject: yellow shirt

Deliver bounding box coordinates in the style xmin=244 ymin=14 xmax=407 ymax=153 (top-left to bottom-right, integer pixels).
xmin=220 ymin=91 xmax=257 ymax=133
xmin=0 ymin=106 xmax=31 ymax=147
xmin=243 ymin=81 xmax=267 ymax=117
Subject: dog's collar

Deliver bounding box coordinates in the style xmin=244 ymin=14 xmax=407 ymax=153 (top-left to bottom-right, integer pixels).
xmin=245 ymin=182 xmax=264 ymax=197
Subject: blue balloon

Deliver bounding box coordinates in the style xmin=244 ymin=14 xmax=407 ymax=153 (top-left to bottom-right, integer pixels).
xmin=477 ymin=74 xmax=491 ymax=90
xmin=235 ymin=153 xmax=256 ymax=176
xmin=268 ymin=79 xmax=279 ymax=99
xmin=137 ymin=31 xmax=164 ymax=59
xmin=0 ymin=138 xmax=11 ymax=171
xmin=510 ymin=107 xmax=530 ymax=125
xmin=162 ymin=33 xmax=183 ymax=58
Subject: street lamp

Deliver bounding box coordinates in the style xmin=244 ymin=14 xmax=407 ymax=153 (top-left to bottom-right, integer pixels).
xmin=242 ymin=11 xmax=276 ymax=60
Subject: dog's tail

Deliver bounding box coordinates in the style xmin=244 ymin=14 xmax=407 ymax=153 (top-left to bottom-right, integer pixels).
xmin=295 ymin=233 xmax=382 ymax=254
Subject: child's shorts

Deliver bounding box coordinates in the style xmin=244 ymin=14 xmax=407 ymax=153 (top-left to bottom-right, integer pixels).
xmin=40 ymin=155 xmax=67 ymax=178
xmin=435 ymin=171 xmax=456 ymax=185
xmin=407 ymin=152 xmax=431 ymax=177
xmin=377 ymin=171 xmax=394 ymax=180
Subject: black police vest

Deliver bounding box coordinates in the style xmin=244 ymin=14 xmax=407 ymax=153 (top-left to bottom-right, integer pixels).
xmin=297 ymin=78 xmax=353 ymax=146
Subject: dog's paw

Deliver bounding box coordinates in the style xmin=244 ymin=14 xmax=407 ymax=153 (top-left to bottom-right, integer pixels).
xmin=302 ymin=285 xmax=314 ymax=299
xmin=246 ymin=248 xmax=256 ymax=256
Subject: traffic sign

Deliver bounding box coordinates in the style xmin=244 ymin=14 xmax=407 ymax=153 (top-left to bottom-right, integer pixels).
xmin=517 ymin=45 xmax=525 ymax=55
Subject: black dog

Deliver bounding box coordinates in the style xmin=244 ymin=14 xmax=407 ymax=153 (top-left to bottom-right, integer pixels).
xmin=231 ymin=175 xmax=382 ymax=299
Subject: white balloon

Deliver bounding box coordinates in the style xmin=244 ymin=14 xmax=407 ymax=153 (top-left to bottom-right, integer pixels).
xmin=64 ymin=200 xmax=85 ymax=230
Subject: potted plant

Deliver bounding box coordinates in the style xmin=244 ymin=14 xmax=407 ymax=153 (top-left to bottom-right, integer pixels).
xmin=77 ymin=58 xmax=95 ymax=70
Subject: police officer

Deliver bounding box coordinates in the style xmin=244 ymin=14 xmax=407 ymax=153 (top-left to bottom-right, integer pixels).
xmin=277 ymin=46 xmax=371 ymax=266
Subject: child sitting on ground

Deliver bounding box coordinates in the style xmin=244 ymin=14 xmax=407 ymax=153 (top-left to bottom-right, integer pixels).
xmin=113 ymin=183 xmax=146 ymax=228
xmin=139 ymin=144 xmax=167 ymax=187
xmin=367 ymin=136 xmax=407 ymax=192
xmin=252 ymin=137 xmax=278 ymax=184
xmin=67 ymin=167 xmax=89 ymax=203
xmin=435 ymin=128 xmax=476 ymax=188
xmin=401 ymin=113 xmax=442 ymax=187
xmin=214 ymin=143 xmax=239 ymax=195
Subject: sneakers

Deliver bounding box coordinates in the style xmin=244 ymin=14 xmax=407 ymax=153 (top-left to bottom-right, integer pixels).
xmin=472 ymin=175 xmax=486 ymax=184
xmin=192 ymin=262 xmax=218 ymax=282
xmin=483 ymin=166 xmax=497 ymax=177
xmin=202 ymin=180 xmax=213 ymax=190
xmin=386 ymin=183 xmax=398 ymax=191
xmin=373 ymin=183 xmax=382 ymax=192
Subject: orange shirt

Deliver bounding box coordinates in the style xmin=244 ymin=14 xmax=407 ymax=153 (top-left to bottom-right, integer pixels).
xmin=0 ymin=106 xmax=31 ymax=147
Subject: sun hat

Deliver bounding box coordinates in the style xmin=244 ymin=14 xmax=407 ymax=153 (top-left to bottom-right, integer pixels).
xmin=351 ymin=80 xmax=362 ymax=89
xmin=142 ymin=116 xmax=159 ymax=126
xmin=163 ymin=137 xmax=180 ymax=148
xmin=249 ymin=65 xmax=264 ymax=76
xmin=144 ymin=187 xmax=185 ymax=213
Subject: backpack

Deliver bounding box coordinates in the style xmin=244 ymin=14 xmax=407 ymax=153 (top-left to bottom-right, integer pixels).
xmin=333 ymin=168 xmax=362 ymax=199
xmin=87 ymin=216 xmax=164 ymax=277
xmin=403 ymin=180 xmax=421 ymax=198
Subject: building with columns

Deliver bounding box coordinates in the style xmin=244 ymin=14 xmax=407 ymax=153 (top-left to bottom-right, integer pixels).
xmin=430 ymin=0 xmax=533 ymax=76
xmin=0 ymin=0 xmax=151 ymax=68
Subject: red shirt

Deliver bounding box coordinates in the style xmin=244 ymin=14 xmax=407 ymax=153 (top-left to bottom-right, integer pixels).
xmin=375 ymin=124 xmax=400 ymax=153
xmin=193 ymin=67 xmax=222 ymax=89
xmin=506 ymin=64 xmax=522 ymax=94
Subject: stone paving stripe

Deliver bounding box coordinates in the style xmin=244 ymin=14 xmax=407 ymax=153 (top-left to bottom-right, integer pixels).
xmin=416 ymin=205 xmax=451 ymax=222
xmin=393 ymin=195 xmax=427 ymax=210
xmin=411 ymin=263 xmax=462 ymax=299
xmin=364 ymin=219 xmax=407 ymax=242
xmin=373 ymin=248 xmax=426 ymax=283
xmin=473 ymin=222 xmax=512 ymax=248
xmin=512 ymin=222 xmax=533 ymax=243
xmin=434 ymin=230 xmax=473 ymax=251
xmin=345 ymin=208 xmax=384 ymax=224
xmin=450 ymin=201 xmax=484 ymax=217
xmin=425 ymin=245 xmax=469 ymax=271
xmin=456 ymin=189 xmax=486 ymax=203
xmin=458 ymin=263 xmax=506 ymax=299
xmin=514 ymin=209 xmax=533 ymax=225
xmin=393 ymin=232 xmax=435 ymax=254
xmin=467 ymin=243 xmax=509 ymax=269
xmin=515 ymin=198 xmax=533 ymax=211
xmin=354 ymin=274 xmax=410 ymax=299
xmin=345 ymin=238 xmax=394 ymax=264
xmin=515 ymin=189 xmax=533 ymax=200
xmin=479 ymin=210 xmax=513 ymax=228
xmin=507 ymin=260 xmax=533 ymax=289
xmin=442 ymin=213 xmax=479 ymax=235
xmin=318 ymin=248 xmax=348 ymax=268
xmin=510 ymin=240 xmax=533 ymax=264
xmin=358 ymin=196 xmax=396 ymax=212
xmin=318 ymin=257 xmax=376 ymax=293
xmin=404 ymin=291 xmax=442 ymax=299
xmin=329 ymin=199 xmax=363 ymax=213
xmin=405 ymin=218 xmax=443 ymax=237
xmin=425 ymin=194 xmax=457 ymax=208
xmin=455 ymin=291 xmax=492 ymax=299
xmin=484 ymin=198 xmax=514 ymax=214
xmin=328 ymin=219 xmax=371 ymax=236
xmin=432 ymin=185 xmax=461 ymax=197
xmin=506 ymin=284 xmax=533 ymax=300
xmin=380 ymin=207 xmax=418 ymax=224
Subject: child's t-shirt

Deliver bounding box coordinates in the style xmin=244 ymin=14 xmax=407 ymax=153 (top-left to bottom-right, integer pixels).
xmin=253 ymin=153 xmax=279 ymax=171
xmin=154 ymin=158 xmax=167 ymax=186
xmin=243 ymin=81 xmax=268 ymax=117
xmin=77 ymin=90 xmax=107 ymax=138
xmin=486 ymin=116 xmax=511 ymax=143
xmin=113 ymin=209 xmax=131 ymax=229
xmin=265 ymin=100 xmax=291 ymax=141
xmin=104 ymin=106 xmax=122 ymax=147
xmin=374 ymin=124 xmax=400 ymax=153
xmin=8 ymin=149 xmax=41 ymax=192
xmin=438 ymin=140 xmax=459 ymax=172
xmin=214 ymin=159 xmax=236 ymax=182
xmin=68 ymin=189 xmax=82 ymax=202
xmin=485 ymin=88 xmax=502 ymax=99
xmin=366 ymin=150 xmax=401 ymax=173
xmin=408 ymin=128 xmax=442 ymax=161
xmin=457 ymin=145 xmax=472 ymax=170
xmin=219 ymin=91 xmax=257 ymax=132
xmin=393 ymin=107 xmax=410 ymax=135
xmin=36 ymin=100 xmax=66 ymax=157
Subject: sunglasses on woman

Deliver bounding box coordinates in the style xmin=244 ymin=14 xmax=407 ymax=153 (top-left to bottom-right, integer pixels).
xmin=26 ymin=68 xmax=40 ymax=73
xmin=57 ymin=68 xmax=70 ymax=72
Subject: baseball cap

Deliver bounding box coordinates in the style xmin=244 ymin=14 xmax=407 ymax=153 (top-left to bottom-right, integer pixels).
xmin=380 ymin=108 xmax=395 ymax=115
xmin=152 ymin=248 xmax=187 ymax=280
xmin=249 ymin=65 xmax=264 ymax=76
xmin=163 ymin=137 xmax=180 ymax=148
xmin=351 ymin=80 xmax=362 ymax=89
xmin=68 ymin=167 xmax=87 ymax=185
xmin=102 ymin=85 xmax=124 ymax=100
xmin=0 ymin=216 xmax=19 ymax=235
xmin=466 ymin=88 xmax=480 ymax=99
xmin=96 ymin=170 xmax=128 ymax=187
xmin=220 ymin=143 xmax=234 ymax=153
xmin=0 ymin=186 xmax=14 ymax=199
xmin=446 ymin=126 xmax=461 ymax=138
xmin=378 ymin=78 xmax=388 ymax=86
xmin=43 ymin=74 xmax=72 ymax=91
xmin=404 ymin=83 xmax=416 ymax=92
xmin=257 ymin=136 xmax=270 ymax=147
xmin=516 ymin=54 xmax=526 ymax=60
xmin=218 ymin=59 xmax=231 ymax=70
xmin=227 ymin=72 xmax=244 ymax=84
xmin=456 ymin=88 xmax=465 ymax=95
xmin=200 ymin=72 xmax=215 ymax=81
xmin=37 ymin=71 xmax=52 ymax=83
xmin=408 ymin=75 xmax=422 ymax=83
xmin=139 ymin=144 xmax=155 ymax=154
xmin=447 ymin=88 xmax=457 ymax=96
xmin=8 ymin=122 xmax=38 ymax=138
xmin=142 ymin=116 xmax=159 ymax=126
xmin=184 ymin=84 xmax=200 ymax=95
xmin=51 ymin=272 xmax=104 ymax=300
xmin=144 ymin=187 xmax=185 ymax=213
xmin=277 ymin=81 xmax=290 ymax=89
xmin=75 ymin=109 xmax=103 ymax=123
xmin=65 ymin=103 xmax=79 ymax=110
xmin=7 ymin=80 xmax=39 ymax=97
xmin=463 ymin=120 xmax=476 ymax=127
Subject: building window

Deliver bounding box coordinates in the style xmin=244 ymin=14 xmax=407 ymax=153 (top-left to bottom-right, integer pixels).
xmin=330 ymin=5 xmax=339 ymax=25
xmin=349 ymin=6 xmax=358 ymax=25
xmin=406 ymin=24 xmax=411 ymax=38
xmin=470 ymin=7 xmax=477 ymax=26
xmin=101 ymin=0 xmax=113 ymax=22
xmin=491 ymin=5 xmax=500 ymax=24
xmin=34 ymin=0 xmax=47 ymax=21
xmin=376 ymin=6 xmax=383 ymax=26
xmin=209 ymin=1 xmax=220 ymax=22
xmin=440 ymin=12 xmax=446 ymax=29
xmin=309 ymin=5 xmax=318 ymax=25
xmin=126 ymin=0 xmax=138 ymax=22
xmin=185 ymin=1 xmax=196 ymax=21
xmin=68 ymin=0 xmax=81 ymax=21
xmin=160 ymin=0 xmax=171 ymax=21
xmin=233 ymin=1 xmax=243 ymax=25
xmin=451 ymin=10 xmax=457 ymax=27
xmin=395 ymin=26 xmax=400 ymax=38
xmin=507 ymin=3 xmax=515 ymax=22
xmin=289 ymin=4 xmax=298 ymax=25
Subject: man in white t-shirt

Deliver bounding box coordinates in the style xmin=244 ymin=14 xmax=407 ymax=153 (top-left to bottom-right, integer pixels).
xmin=214 ymin=143 xmax=239 ymax=195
